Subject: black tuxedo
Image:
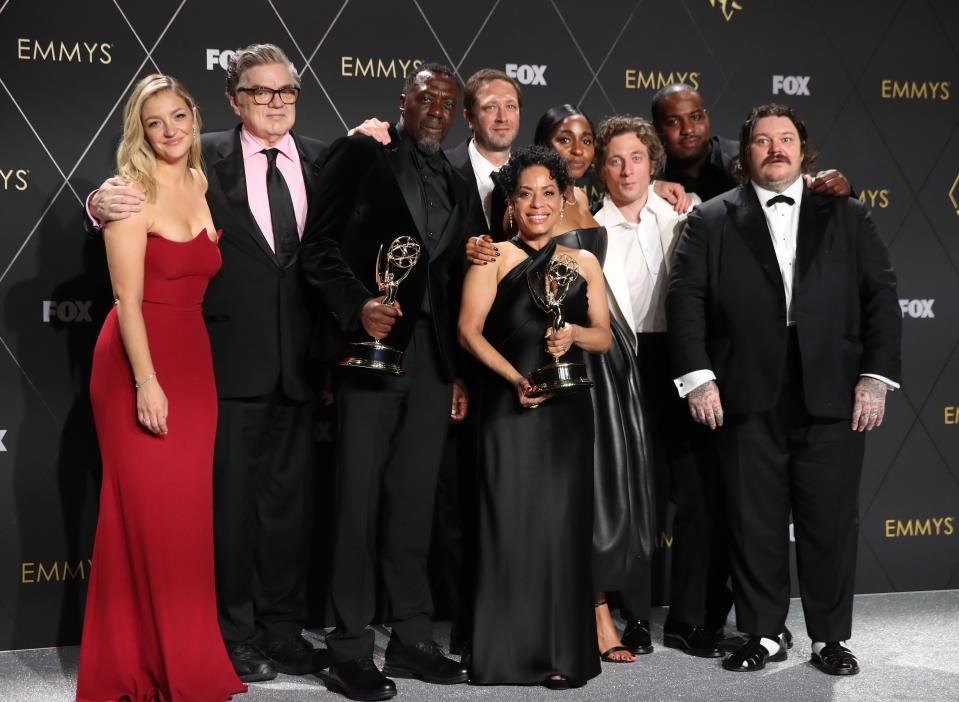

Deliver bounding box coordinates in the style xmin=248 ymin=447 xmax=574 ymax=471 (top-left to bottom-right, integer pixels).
xmin=444 ymin=139 xmax=507 ymax=241
xmin=201 ymin=126 xmax=327 ymax=646
xmin=667 ymin=184 xmax=901 ymax=641
xmin=300 ymin=124 xmax=473 ymax=661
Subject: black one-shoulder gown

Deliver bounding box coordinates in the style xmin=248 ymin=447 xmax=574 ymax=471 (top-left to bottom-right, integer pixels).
xmin=469 ymin=238 xmax=600 ymax=685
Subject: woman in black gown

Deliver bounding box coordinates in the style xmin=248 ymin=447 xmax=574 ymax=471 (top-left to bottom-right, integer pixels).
xmin=459 ymin=146 xmax=611 ymax=688
xmin=468 ymin=106 xmax=657 ymax=663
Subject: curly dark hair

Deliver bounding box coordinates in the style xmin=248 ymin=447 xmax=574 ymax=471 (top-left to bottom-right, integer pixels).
xmin=732 ymin=103 xmax=817 ymax=183
xmin=593 ymin=115 xmax=664 ymax=182
xmin=493 ymin=145 xmax=573 ymax=199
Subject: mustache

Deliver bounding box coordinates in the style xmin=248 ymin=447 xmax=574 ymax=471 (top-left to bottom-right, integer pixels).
xmin=763 ymin=154 xmax=790 ymax=165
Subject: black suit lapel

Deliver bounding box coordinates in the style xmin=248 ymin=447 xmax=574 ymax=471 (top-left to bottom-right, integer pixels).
xmin=216 ymin=126 xmax=279 ymax=265
xmin=796 ymin=188 xmax=831 ymax=282
xmin=385 ymin=128 xmax=428 ymax=241
xmin=293 ymin=131 xmax=321 ymax=201
xmin=726 ymin=186 xmax=782 ymax=291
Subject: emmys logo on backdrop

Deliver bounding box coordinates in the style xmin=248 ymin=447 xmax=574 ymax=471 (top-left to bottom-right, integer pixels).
xmin=944 ymin=406 xmax=959 ymax=425
xmin=884 ymin=517 xmax=955 ymax=538
xmin=656 ymin=532 xmax=673 ymax=549
xmin=772 ymin=75 xmax=810 ymax=96
xmin=340 ymin=57 xmax=423 ymax=79
xmin=625 ymin=70 xmax=701 ymax=91
xmin=859 ymin=188 xmax=890 ymax=209
xmin=880 ymin=80 xmax=950 ymax=100
xmin=505 ymin=63 xmax=547 ymax=86
xmin=21 ymin=560 xmax=93 ymax=584
xmin=0 ymin=168 xmax=28 ymax=191
xmin=899 ymin=299 xmax=935 ymax=319
xmin=708 ymin=0 xmax=744 ymax=22
xmin=42 ymin=300 xmax=92 ymax=323
xmin=206 ymin=49 xmax=236 ymax=71
xmin=16 ymin=38 xmax=112 ymax=64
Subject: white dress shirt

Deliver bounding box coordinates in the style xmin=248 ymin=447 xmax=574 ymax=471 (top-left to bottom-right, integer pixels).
xmin=601 ymin=196 xmax=668 ymax=333
xmin=467 ymin=139 xmax=502 ymax=228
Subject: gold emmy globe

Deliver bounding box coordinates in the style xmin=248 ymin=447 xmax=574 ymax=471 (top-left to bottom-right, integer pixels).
xmin=526 ymin=253 xmax=593 ymax=396
xmin=340 ymin=235 xmax=421 ymax=375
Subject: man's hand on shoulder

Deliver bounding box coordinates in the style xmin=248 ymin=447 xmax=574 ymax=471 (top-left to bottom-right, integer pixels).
xmin=806 ymin=169 xmax=851 ymax=198
xmin=91 ymin=176 xmax=145 ymax=223
xmin=687 ymin=379 xmax=724 ymax=429
xmin=349 ymin=117 xmax=391 ymax=145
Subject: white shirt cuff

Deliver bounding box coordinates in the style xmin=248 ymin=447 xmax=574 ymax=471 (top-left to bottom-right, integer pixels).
xmin=861 ymin=373 xmax=899 ymax=391
xmin=86 ymin=190 xmax=103 ymax=230
xmin=674 ymin=369 xmax=716 ymax=398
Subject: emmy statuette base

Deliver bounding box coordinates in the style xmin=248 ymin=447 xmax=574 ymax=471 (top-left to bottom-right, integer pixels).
xmin=340 ymin=340 xmax=405 ymax=375
xmin=528 ymin=361 xmax=592 ymax=396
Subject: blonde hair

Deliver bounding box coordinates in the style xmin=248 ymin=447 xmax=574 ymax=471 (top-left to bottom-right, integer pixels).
xmin=116 ymin=74 xmax=206 ymax=201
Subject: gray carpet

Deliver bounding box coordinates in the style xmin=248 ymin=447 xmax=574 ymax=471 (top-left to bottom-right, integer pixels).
xmin=2 ymin=590 xmax=957 ymax=702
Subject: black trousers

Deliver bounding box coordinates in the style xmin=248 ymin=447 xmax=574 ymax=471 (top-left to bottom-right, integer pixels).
xmin=714 ymin=331 xmax=864 ymax=641
xmin=636 ymin=332 xmax=732 ymax=629
xmin=213 ymin=386 xmax=313 ymax=644
xmin=327 ymin=319 xmax=453 ymax=662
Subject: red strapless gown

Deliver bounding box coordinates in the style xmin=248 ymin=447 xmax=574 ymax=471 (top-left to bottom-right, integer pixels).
xmin=78 ymin=230 xmax=245 ymax=702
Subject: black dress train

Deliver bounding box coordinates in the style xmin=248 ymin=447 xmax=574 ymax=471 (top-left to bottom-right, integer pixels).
xmin=469 ymin=238 xmax=600 ymax=685
xmin=554 ymin=227 xmax=655 ymax=597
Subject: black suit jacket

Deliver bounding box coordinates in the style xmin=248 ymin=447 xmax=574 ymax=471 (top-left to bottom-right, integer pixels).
xmin=202 ymin=126 xmax=327 ymax=401
xmin=666 ymin=184 xmax=901 ymax=418
xmin=444 ymin=139 xmax=507 ymax=241
xmin=300 ymin=126 xmax=473 ymax=382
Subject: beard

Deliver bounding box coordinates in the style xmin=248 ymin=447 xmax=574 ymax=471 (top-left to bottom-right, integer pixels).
xmin=415 ymin=134 xmax=442 ymax=155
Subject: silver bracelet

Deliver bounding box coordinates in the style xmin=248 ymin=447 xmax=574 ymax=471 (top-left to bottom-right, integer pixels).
xmin=135 ymin=371 xmax=156 ymax=390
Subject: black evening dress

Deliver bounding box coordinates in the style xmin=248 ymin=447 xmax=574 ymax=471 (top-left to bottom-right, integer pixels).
xmin=553 ymin=227 xmax=655 ymax=595
xmin=469 ymin=237 xmax=600 ymax=685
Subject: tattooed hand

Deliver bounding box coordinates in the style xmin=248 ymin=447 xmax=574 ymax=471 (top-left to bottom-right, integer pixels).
xmin=687 ymin=380 xmax=724 ymax=429
xmin=851 ymin=377 xmax=888 ymax=432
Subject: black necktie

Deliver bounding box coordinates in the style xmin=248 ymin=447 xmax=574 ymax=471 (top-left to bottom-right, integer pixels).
xmin=766 ymin=193 xmax=795 ymax=207
xmin=262 ymin=148 xmax=298 ymax=267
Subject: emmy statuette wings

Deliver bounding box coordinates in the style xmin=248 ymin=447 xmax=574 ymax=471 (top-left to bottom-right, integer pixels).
xmin=340 ymin=235 xmax=422 ymax=375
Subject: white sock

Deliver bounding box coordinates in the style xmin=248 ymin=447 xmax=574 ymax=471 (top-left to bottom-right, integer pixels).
xmin=759 ymin=637 xmax=781 ymax=655
xmin=812 ymin=640 xmax=846 ymax=656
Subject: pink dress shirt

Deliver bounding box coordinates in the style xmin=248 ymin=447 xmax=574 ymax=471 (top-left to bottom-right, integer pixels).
xmin=240 ymin=128 xmax=308 ymax=251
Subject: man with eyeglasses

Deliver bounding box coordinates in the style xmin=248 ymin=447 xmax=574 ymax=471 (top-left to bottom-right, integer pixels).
xmin=86 ymin=43 xmax=385 ymax=683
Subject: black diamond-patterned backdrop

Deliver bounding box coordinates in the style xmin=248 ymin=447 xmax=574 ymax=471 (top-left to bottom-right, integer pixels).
xmin=0 ymin=0 xmax=957 ymax=650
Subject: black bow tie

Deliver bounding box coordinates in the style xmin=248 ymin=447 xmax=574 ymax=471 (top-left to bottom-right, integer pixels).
xmin=766 ymin=194 xmax=795 ymax=207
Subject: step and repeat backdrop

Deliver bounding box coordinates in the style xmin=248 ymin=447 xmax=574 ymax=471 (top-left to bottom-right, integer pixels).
xmin=1 ymin=0 xmax=958 ymax=650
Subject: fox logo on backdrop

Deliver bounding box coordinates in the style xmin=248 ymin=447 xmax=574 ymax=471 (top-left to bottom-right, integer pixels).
xmin=505 ymin=63 xmax=547 ymax=86
xmin=42 ymin=301 xmax=93 ymax=323
xmin=899 ymin=299 xmax=935 ymax=319
xmin=772 ymin=75 xmax=810 ymax=96
xmin=205 ymin=49 xmax=235 ymax=71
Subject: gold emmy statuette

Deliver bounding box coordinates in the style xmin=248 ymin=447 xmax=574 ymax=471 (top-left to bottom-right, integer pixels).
xmin=340 ymin=235 xmax=421 ymax=375
xmin=526 ymin=252 xmax=592 ymax=396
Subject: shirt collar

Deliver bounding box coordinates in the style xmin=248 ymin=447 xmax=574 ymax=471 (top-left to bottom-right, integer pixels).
xmin=601 ymin=194 xmax=654 ymax=229
xmin=752 ymin=176 xmax=804 ymax=208
xmin=241 ymin=127 xmax=296 ymax=163
xmin=468 ymin=138 xmax=505 ymax=178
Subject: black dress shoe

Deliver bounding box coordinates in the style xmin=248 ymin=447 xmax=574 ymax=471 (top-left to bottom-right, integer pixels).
xmin=262 ymin=634 xmax=330 ymax=675
xmin=722 ymin=636 xmax=787 ymax=672
xmin=663 ymin=621 xmax=723 ymax=658
xmin=811 ymin=642 xmax=859 ymax=676
xmin=226 ymin=642 xmax=277 ymax=683
xmin=783 ymin=625 xmax=794 ymax=649
xmin=326 ymin=658 xmax=397 ymax=701
xmin=541 ymin=676 xmax=586 ymax=690
xmin=383 ymin=639 xmax=469 ymax=684
xmin=621 ymin=620 xmax=653 ymax=655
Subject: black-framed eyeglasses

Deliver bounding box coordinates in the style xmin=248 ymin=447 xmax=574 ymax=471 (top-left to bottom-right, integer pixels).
xmin=237 ymin=86 xmax=300 ymax=105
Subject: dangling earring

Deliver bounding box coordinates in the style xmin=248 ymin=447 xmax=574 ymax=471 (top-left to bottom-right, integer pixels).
xmin=192 ymin=124 xmax=197 ymax=140
xmin=508 ymin=205 xmax=514 ymax=231
xmin=560 ymin=199 xmax=566 ymax=221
